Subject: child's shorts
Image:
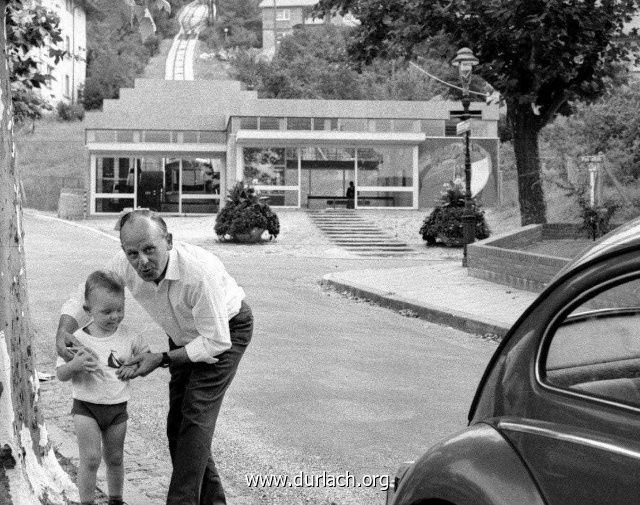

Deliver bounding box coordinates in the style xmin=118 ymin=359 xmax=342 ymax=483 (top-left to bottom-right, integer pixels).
xmin=71 ymin=399 xmax=128 ymax=431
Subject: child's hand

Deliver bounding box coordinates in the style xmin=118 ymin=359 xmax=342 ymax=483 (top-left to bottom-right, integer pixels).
xmin=117 ymin=364 xmax=138 ymax=381
xmin=70 ymin=348 xmax=103 ymax=376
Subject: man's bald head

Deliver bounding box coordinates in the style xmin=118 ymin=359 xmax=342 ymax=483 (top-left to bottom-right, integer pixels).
xmin=118 ymin=209 xmax=168 ymax=237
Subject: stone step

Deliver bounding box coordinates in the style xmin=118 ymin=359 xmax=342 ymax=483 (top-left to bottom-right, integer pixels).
xmin=321 ymin=230 xmax=381 ymax=234
xmin=326 ymin=237 xmax=398 ymax=241
xmin=307 ymin=210 xmax=416 ymax=257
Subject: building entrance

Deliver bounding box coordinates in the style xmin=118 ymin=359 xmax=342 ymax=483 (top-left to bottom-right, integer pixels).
xmin=92 ymin=155 xmax=222 ymax=214
xmin=302 ymin=161 xmax=355 ymax=209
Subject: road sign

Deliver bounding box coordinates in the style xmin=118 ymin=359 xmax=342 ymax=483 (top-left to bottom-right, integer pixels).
xmin=581 ymin=155 xmax=604 ymax=164
xmin=456 ymin=120 xmax=471 ymax=135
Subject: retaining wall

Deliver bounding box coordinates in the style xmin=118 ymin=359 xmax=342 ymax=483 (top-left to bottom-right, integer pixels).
xmin=467 ymin=224 xmax=584 ymax=292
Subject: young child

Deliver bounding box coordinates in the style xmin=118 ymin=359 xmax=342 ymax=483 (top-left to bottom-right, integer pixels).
xmin=56 ymin=270 xmax=148 ymax=505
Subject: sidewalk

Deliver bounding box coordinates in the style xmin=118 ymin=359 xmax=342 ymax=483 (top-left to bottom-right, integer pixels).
xmin=322 ymin=261 xmax=538 ymax=339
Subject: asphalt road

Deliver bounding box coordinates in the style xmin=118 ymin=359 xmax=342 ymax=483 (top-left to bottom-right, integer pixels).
xmin=24 ymin=213 xmax=497 ymax=505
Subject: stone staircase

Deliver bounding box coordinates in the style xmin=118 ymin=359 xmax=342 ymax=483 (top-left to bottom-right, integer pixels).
xmin=307 ymin=210 xmax=417 ymax=257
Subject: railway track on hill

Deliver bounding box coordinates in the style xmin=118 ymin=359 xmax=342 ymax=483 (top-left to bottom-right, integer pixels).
xmin=165 ymin=1 xmax=209 ymax=80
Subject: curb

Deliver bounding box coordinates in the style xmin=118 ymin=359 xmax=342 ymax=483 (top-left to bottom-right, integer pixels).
xmin=321 ymin=276 xmax=510 ymax=339
xmin=48 ymin=423 xmax=162 ymax=505
xmin=24 ymin=209 xmax=119 ymax=243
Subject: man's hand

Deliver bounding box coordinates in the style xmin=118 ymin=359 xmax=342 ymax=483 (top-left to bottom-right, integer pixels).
xmin=56 ymin=315 xmax=81 ymax=362
xmin=117 ymin=352 xmax=162 ymax=379
xmin=56 ymin=330 xmax=82 ymax=362
xmin=117 ymin=364 xmax=139 ymax=381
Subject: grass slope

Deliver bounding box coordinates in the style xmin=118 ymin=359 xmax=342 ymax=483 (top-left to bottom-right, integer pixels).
xmin=16 ymin=119 xmax=86 ymax=211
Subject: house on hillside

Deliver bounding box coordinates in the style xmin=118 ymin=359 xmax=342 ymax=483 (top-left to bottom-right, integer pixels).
xmin=81 ymin=79 xmax=500 ymax=216
xmin=32 ymin=0 xmax=89 ymax=105
xmin=259 ymin=0 xmax=358 ymax=56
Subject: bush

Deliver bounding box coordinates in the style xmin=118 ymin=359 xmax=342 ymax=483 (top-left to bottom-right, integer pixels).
xmin=56 ymin=101 xmax=85 ymax=121
xmin=419 ymin=180 xmax=490 ymax=246
xmin=214 ymin=182 xmax=280 ymax=242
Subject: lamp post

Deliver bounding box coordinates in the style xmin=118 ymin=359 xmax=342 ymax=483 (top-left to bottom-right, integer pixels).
xmin=224 ymin=27 xmax=229 ymax=44
xmin=452 ymin=47 xmax=479 ymax=267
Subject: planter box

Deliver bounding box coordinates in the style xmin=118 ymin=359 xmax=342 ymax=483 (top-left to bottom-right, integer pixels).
xmin=467 ymin=223 xmax=591 ymax=293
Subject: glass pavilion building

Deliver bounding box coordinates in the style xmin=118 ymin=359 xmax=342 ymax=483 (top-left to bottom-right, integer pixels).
xmin=84 ymin=79 xmax=500 ymax=215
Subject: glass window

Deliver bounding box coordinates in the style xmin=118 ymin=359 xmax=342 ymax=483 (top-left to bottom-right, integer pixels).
xmin=259 ymin=117 xmax=282 ymax=130
xmin=357 ymin=146 xmax=413 ymax=187
xmin=357 ymin=190 xmax=411 ymax=208
xmin=287 ymin=117 xmax=312 ymax=130
xmin=240 ymin=117 xmax=258 ymax=130
xmin=183 ymin=131 xmax=199 ymax=143
xmin=394 ymin=119 xmax=418 ymax=132
xmin=312 ymin=118 xmax=329 ymax=130
xmin=144 ymin=130 xmax=172 ymax=143
xmin=276 ymin=8 xmax=290 ymax=20
xmin=243 ymin=147 xmax=297 ymax=186
xmin=199 ymin=131 xmax=226 ymax=143
xmin=421 ymin=120 xmax=444 ymax=136
xmin=89 ymin=130 xmax=117 ymax=143
xmin=339 ymin=119 xmax=368 ymax=132
xmin=254 ymin=189 xmax=297 ymax=207
xmin=375 ymin=119 xmax=393 ymax=132
xmin=301 ymin=147 xmax=355 ymax=199
xmin=137 ymin=157 xmax=164 ymax=212
xmin=180 ymin=158 xmax=220 ymax=195
xmin=116 ymin=130 xmax=134 ymax=143
xmin=543 ymin=276 xmax=640 ymax=408
xmin=95 ymin=157 xmax=133 ymax=194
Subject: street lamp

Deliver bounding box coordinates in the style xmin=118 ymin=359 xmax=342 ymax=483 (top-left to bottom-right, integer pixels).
xmin=452 ymin=47 xmax=479 ymax=267
xmin=223 ymin=27 xmax=229 ymax=43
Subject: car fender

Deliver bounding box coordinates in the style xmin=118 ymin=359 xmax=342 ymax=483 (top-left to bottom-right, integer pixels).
xmin=391 ymin=423 xmax=546 ymax=505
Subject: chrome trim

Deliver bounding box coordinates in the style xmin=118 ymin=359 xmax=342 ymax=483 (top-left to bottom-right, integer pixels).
xmin=499 ymin=420 xmax=640 ymax=460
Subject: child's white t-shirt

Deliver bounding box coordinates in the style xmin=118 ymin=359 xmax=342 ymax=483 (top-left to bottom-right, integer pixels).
xmin=56 ymin=324 xmax=149 ymax=405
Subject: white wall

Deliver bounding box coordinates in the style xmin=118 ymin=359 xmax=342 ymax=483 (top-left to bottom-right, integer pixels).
xmin=33 ymin=0 xmax=87 ymax=105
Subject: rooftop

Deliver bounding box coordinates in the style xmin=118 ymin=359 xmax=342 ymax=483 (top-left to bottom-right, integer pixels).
xmin=84 ymin=79 xmax=500 ymax=131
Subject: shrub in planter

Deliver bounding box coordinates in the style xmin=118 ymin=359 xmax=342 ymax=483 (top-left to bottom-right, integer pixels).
xmin=214 ymin=182 xmax=280 ymax=243
xmin=576 ymin=194 xmax=618 ymax=240
xmin=419 ymin=180 xmax=490 ymax=246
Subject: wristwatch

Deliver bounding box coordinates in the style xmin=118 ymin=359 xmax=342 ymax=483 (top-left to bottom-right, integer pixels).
xmin=160 ymin=352 xmax=171 ymax=368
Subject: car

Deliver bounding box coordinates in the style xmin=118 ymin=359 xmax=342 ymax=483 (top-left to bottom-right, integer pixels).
xmin=386 ymin=218 xmax=640 ymax=505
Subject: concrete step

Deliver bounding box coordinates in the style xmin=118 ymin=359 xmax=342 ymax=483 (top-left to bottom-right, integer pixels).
xmin=307 ymin=210 xmax=416 ymax=257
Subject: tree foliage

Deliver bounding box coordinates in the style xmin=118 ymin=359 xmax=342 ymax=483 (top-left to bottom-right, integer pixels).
xmin=215 ymin=0 xmax=262 ymax=48
xmin=7 ymin=2 xmax=64 ymax=122
xmin=231 ymin=24 xmax=451 ymax=100
xmin=315 ymin=0 xmax=640 ymax=224
xmin=83 ymin=0 xmax=180 ymax=109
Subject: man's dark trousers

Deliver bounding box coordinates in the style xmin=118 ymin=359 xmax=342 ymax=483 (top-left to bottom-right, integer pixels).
xmin=166 ymin=301 xmax=253 ymax=505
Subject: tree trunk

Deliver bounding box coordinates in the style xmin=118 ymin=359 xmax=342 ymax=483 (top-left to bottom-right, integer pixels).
xmin=0 ymin=2 xmax=77 ymax=503
xmin=508 ymin=100 xmax=548 ymax=225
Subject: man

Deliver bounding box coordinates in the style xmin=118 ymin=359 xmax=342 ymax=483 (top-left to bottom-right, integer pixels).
xmin=346 ymin=181 xmax=355 ymax=209
xmin=56 ymin=210 xmax=253 ymax=505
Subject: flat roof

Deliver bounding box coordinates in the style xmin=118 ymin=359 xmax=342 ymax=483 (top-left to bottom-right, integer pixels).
xmin=84 ymin=79 xmax=500 ymax=130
